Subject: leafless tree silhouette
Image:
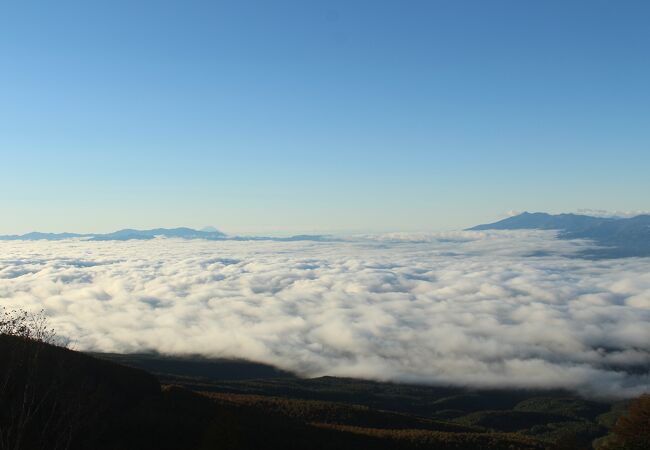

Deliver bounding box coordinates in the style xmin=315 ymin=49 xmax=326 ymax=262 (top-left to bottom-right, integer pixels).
xmin=0 ymin=308 xmax=81 ymax=450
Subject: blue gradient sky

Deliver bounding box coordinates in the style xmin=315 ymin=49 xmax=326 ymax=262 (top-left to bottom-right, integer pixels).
xmin=1 ymin=0 xmax=649 ymax=234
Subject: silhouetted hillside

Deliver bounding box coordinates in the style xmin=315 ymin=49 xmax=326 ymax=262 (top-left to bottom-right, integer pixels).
xmin=98 ymin=352 xmax=634 ymax=449
xmin=91 ymin=352 xmax=296 ymax=381
xmin=0 ymin=337 xmax=642 ymax=449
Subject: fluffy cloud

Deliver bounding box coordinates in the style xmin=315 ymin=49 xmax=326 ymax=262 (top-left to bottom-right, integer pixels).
xmin=575 ymin=208 xmax=650 ymax=218
xmin=0 ymin=231 xmax=649 ymax=398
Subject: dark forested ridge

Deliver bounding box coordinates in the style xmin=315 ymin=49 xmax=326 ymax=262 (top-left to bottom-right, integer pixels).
xmin=0 ymin=336 xmax=646 ymax=449
xmin=94 ymin=351 xmax=644 ymax=450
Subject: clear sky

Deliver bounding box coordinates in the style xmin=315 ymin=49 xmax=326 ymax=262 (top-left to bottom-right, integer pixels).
xmin=1 ymin=0 xmax=649 ymax=234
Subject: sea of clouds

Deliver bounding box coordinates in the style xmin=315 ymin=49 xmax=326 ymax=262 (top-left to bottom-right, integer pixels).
xmin=1 ymin=230 xmax=649 ymax=398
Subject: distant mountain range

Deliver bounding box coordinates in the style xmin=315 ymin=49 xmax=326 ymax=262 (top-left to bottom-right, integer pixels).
xmin=4 ymin=214 xmax=650 ymax=258
xmin=0 ymin=227 xmax=331 ymax=243
xmin=89 ymin=227 xmax=227 ymax=241
xmin=469 ymin=212 xmax=650 ymax=258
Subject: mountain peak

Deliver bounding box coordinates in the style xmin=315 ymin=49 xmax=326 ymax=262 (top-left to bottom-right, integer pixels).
xmin=469 ymin=212 xmax=650 ymax=258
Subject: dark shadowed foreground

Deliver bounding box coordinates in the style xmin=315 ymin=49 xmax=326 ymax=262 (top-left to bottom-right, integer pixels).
xmin=1 ymin=333 xmax=648 ymax=450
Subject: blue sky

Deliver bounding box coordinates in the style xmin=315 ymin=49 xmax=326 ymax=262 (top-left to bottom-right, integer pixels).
xmin=1 ymin=0 xmax=649 ymax=234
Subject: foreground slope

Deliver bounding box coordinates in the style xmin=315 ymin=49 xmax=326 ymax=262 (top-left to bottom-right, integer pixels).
xmin=98 ymin=352 xmax=638 ymax=449
xmin=1 ymin=335 xmax=555 ymax=449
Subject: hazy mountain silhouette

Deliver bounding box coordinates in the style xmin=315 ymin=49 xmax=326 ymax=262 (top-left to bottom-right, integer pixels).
xmin=0 ymin=227 xmax=332 ymax=243
xmin=469 ymin=212 xmax=615 ymax=231
xmin=0 ymin=228 xmax=226 ymax=242
xmin=470 ymin=212 xmax=650 ymax=258
xmin=88 ymin=227 xmax=227 ymax=241
xmin=0 ymin=232 xmax=90 ymax=240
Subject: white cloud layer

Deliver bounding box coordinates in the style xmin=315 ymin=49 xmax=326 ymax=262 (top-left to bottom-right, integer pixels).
xmin=575 ymin=208 xmax=650 ymax=218
xmin=1 ymin=231 xmax=649 ymax=398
